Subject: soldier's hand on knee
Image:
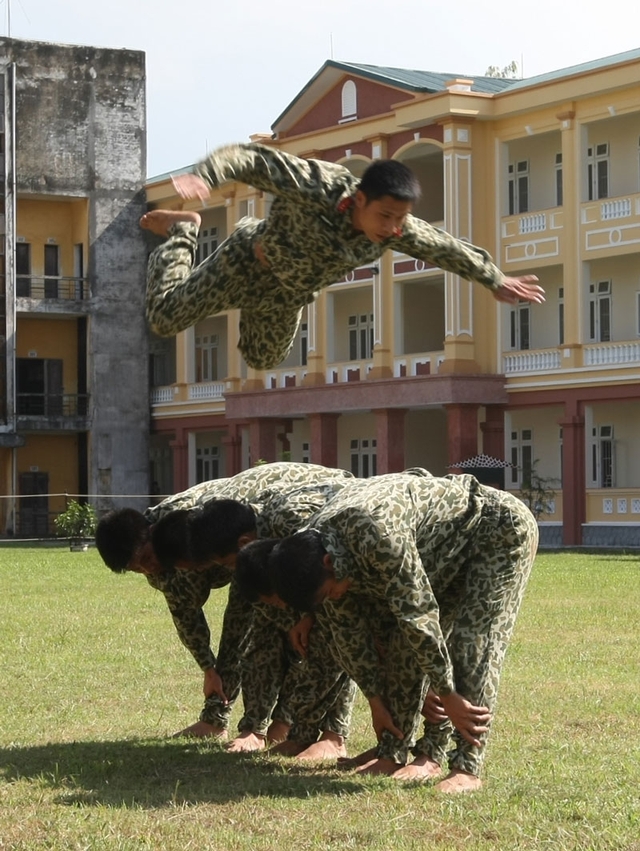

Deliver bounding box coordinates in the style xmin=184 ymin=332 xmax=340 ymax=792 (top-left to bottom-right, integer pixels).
xmin=368 ymin=695 xmax=404 ymax=741
xmin=203 ymin=667 xmax=228 ymax=704
xmin=439 ymin=692 xmax=490 ymax=747
xmin=422 ymin=688 xmax=448 ymax=724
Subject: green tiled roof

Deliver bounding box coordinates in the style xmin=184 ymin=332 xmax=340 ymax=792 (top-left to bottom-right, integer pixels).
xmin=335 ymin=61 xmax=516 ymax=94
xmin=498 ymin=46 xmax=640 ymax=91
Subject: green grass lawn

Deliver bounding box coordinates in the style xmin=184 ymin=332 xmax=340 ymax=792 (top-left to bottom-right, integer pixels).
xmin=1 ymin=546 xmax=639 ymax=850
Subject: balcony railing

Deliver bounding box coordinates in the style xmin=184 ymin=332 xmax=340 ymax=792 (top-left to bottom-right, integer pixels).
xmin=503 ymin=349 xmax=561 ymax=374
xmin=17 ymin=393 xmax=90 ymax=416
xmin=326 ymin=359 xmax=374 ymax=383
xmin=151 ymin=386 xmax=175 ymax=404
xmin=601 ymin=198 xmax=632 ymax=220
xmin=16 ymin=276 xmax=91 ymax=301
xmin=518 ymin=213 xmax=547 ymax=234
xmin=188 ymin=381 xmax=225 ymax=400
xmin=393 ymin=352 xmax=445 ymax=377
xmin=264 ymin=366 xmax=308 ymax=389
xmin=501 ymin=207 xmax=563 ymax=266
xmin=580 ymin=191 xmax=640 ymax=253
xmin=583 ymin=342 xmax=640 ymax=366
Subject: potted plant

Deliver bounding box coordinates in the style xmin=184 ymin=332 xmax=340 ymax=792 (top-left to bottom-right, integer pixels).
xmin=55 ymin=500 xmax=97 ymax=551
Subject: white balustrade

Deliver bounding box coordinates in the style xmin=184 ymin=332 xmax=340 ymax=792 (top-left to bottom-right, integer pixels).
xmin=583 ymin=342 xmax=640 ymax=366
xmin=150 ymin=387 xmax=174 ymax=404
xmin=188 ymin=382 xmax=225 ymax=400
xmin=518 ymin=213 xmax=547 ymax=234
xmin=601 ymin=198 xmax=631 ymax=220
xmin=502 ymin=350 xmax=561 ymax=373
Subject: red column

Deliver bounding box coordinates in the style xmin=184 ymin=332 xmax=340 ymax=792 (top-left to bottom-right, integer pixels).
xmin=446 ymin=404 xmax=479 ymax=469
xmin=374 ymin=408 xmax=406 ymax=473
xmin=222 ymin=423 xmax=242 ymax=476
xmin=560 ymin=400 xmax=585 ymax=546
xmin=169 ymin=430 xmax=189 ymax=494
xmin=308 ymin=413 xmax=340 ymax=468
xmin=481 ymin=405 xmax=506 ymax=459
xmin=248 ymin=419 xmax=277 ymax=465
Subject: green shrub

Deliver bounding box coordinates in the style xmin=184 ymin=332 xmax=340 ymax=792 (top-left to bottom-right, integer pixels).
xmin=54 ymin=499 xmax=97 ymax=543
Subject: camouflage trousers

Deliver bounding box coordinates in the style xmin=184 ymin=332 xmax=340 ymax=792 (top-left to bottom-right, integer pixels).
xmin=325 ymin=489 xmax=538 ymax=772
xmin=200 ymin=605 xmax=356 ymax=741
xmin=412 ymin=489 xmax=538 ymax=775
xmin=146 ymin=221 xmax=311 ymax=370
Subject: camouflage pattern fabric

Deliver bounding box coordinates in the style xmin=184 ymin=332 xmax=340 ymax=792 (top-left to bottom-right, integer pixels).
xmin=146 ymin=142 xmax=505 ymax=370
xmin=144 ymin=463 xmax=353 ymax=731
xmin=240 ymin=598 xmax=357 ymax=742
xmin=303 ymin=473 xmax=538 ymax=771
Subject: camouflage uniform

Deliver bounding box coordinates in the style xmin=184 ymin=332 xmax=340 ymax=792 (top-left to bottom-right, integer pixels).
xmin=303 ymin=473 xmax=538 ymax=774
xmin=144 ymin=462 xmax=355 ymax=735
xmin=146 ymin=142 xmax=506 ymax=370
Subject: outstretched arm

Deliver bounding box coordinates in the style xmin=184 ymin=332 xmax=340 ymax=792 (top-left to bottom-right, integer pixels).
xmin=395 ymin=216 xmax=545 ymax=305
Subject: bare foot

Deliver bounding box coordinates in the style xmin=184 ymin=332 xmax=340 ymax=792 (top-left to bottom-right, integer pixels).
xmin=297 ymin=732 xmax=347 ymax=761
xmin=356 ymin=757 xmax=401 ymax=776
xmin=337 ymin=746 xmax=377 ymax=770
xmin=435 ymin=769 xmax=483 ymax=794
xmin=266 ymin=719 xmax=291 ymax=745
xmin=140 ymin=209 xmax=201 ymax=237
xmin=225 ymin=732 xmax=266 ymax=753
xmin=269 ymin=740 xmax=306 ymax=757
xmin=172 ymin=720 xmax=227 ymax=740
xmin=392 ymin=754 xmax=443 ymax=782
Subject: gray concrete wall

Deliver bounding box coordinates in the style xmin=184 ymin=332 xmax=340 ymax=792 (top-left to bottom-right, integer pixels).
xmin=1 ymin=38 xmax=149 ymax=512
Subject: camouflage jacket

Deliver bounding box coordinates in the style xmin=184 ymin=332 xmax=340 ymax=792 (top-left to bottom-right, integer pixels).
xmin=307 ymin=473 xmax=497 ymax=697
xmin=194 ymin=142 xmax=505 ymax=296
xmin=144 ymin=463 xmax=353 ymax=670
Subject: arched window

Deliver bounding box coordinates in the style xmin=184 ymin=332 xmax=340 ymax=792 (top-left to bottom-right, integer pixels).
xmin=341 ymin=80 xmax=357 ymax=119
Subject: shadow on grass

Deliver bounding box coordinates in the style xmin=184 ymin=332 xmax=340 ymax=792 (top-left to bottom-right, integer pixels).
xmin=0 ymin=738 xmax=366 ymax=808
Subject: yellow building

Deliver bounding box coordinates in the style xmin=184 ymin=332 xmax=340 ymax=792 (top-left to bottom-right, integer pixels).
xmin=146 ymin=49 xmax=640 ymax=547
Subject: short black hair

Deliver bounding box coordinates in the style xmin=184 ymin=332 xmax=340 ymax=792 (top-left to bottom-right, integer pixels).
xmin=358 ymin=160 xmax=421 ymax=204
xmin=269 ymin=529 xmax=330 ymax=612
xmin=151 ymin=510 xmax=190 ymax=571
xmin=188 ymin=499 xmax=257 ymax=562
xmin=95 ymin=508 xmax=150 ymax=573
xmin=234 ymin=538 xmax=280 ymax=603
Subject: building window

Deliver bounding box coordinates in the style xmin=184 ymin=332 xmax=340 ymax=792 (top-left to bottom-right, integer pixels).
xmin=341 ymin=80 xmax=357 ymax=120
xmin=510 ymin=429 xmax=532 ymax=487
xmin=300 ymin=322 xmax=308 ymax=366
xmin=637 ymin=291 xmax=640 ymax=336
xmin=509 ymin=301 xmax=530 ymax=350
xmin=16 ymin=358 xmax=63 ymax=416
xmin=195 ymin=227 xmax=218 ymax=265
xmin=44 ymin=243 xmax=60 ymax=298
xmin=558 ymin=286 xmax=564 ymax=345
xmin=348 ymin=313 xmax=374 ymax=361
xmin=350 ymin=438 xmax=377 ymax=478
xmin=196 ymin=446 xmax=219 ymax=483
xmin=588 ymin=143 xmax=609 ymax=201
xmin=149 ymin=338 xmax=176 ymax=386
xmin=589 ymin=281 xmax=611 ymax=342
xmin=302 ymin=442 xmax=310 ymax=463
xmin=590 ymin=425 xmax=614 ymax=488
xmin=508 ymin=160 xmax=529 ymax=215
xmin=555 ymin=153 xmax=563 ymax=206
xmin=16 ymin=242 xmax=31 ymax=296
xmin=195 ymin=334 xmax=219 ymax=382
xmin=238 ymin=199 xmax=256 ymax=219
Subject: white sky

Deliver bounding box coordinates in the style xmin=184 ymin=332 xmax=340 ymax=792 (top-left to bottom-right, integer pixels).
xmin=3 ymin=0 xmax=638 ymax=177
